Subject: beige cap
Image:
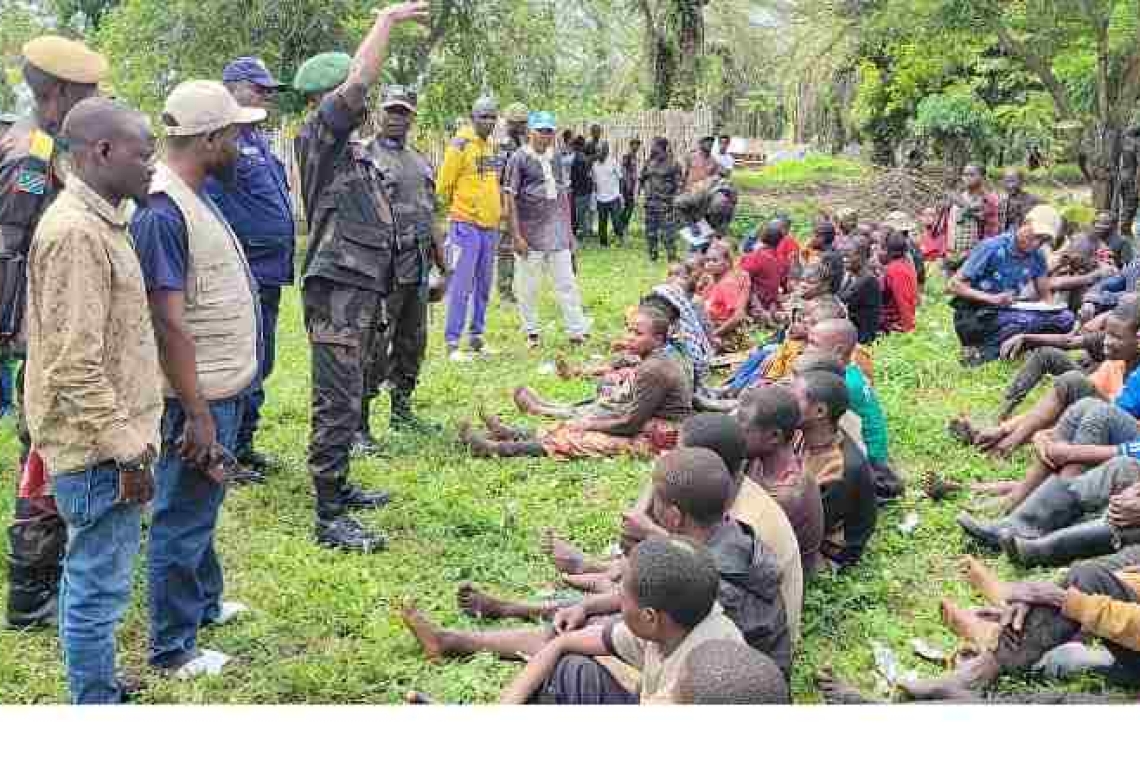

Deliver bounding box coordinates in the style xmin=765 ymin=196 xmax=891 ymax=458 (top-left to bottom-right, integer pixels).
xmin=23 ymin=35 xmax=108 ymax=85
xmin=1025 ymin=204 xmax=1062 ymax=241
xmin=162 ymin=80 xmax=266 ymax=136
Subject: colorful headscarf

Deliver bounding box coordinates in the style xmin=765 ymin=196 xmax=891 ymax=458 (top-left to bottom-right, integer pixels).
xmin=651 ymin=284 xmax=713 ymax=382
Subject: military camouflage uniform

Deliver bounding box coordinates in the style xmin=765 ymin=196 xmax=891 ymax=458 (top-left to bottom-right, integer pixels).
xmin=496 ymin=134 xmax=525 ymax=302
xmin=640 ymin=156 xmax=682 ymax=261
xmin=295 ymin=88 xmax=397 ymax=513
xmin=0 ymin=118 xmax=67 ymax=626
xmin=363 ymin=138 xmax=437 ymax=418
xmin=1120 ymin=138 xmax=1138 ymax=238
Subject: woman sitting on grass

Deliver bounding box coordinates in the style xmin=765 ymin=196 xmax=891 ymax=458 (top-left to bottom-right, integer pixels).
xmin=696 ymin=237 xmax=753 ymax=354
xmin=460 ymin=304 xmax=693 ymax=460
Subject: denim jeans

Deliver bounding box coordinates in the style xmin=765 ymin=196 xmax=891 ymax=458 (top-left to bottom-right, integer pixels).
xmin=54 ymin=463 xmax=141 ymax=704
xmin=148 ymin=396 xmax=241 ymax=669
xmin=237 ymin=285 xmax=281 ymax=452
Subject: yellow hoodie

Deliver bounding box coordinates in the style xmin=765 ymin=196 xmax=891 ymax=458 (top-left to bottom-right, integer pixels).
xmin=436 ymin=126 xmax=502 ymax=229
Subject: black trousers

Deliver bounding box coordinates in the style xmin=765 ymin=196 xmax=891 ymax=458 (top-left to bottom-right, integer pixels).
xmin=365 ymin=282 xmax=428 ymax=403
xmin=596 ymin=199 xmax=624 ymax=247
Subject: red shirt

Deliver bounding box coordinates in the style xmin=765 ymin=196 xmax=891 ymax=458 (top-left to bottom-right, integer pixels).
xmin=774 ymin=235 xmax=800 ymax=270
xmin=881 ymin=258 xmax=918 ymax=333
xmin=741 ymin=246 xmax=788 ymax=308
xmin=919 ymin=228 xmax=947 ymax=261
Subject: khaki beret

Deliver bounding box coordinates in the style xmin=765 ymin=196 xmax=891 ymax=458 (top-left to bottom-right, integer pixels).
xmin=22 ymin=35 xmax=108 ymax=85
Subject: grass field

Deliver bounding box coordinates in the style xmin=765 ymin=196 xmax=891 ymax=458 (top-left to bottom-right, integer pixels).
xmin=0 ymin=198 xmax=1120 ymax=704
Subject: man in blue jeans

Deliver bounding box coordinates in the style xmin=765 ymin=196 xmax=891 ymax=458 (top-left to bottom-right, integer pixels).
xmin=132 ymin=80 xmax=262 ymax=678
xmin=24 ymin=98 xmax=163 ymax=703
xmin=206 ymin=56 xmax=295 ymax=480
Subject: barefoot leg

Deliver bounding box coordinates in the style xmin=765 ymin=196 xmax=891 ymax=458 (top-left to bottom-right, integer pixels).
xmin=457 ymin=582 xmax=557 ymax=622
xmin=562 ymin=571 xmax=617 ymax=593
xmin=402 ymin=604 xmax=553 ymax=661
xmin=898 ymin=653 xmax=1000 ymax=701
xmin=940 ymin=599 xmax=1002 ymax=651
xmin=999 ymin=462 xmax=1051 ymax=514
xmin=971 ymin=481 xmax=1018 ymax=496
xmin=541 ymin=529 xmax=611 ymax=575
xmin=960 ymin=556 xmax=1009 ymax=605
xmin=514 ymin=386 xmax=575 ymax=420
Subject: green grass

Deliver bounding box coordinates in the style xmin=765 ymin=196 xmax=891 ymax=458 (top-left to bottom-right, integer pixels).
xmin=734 ymin=155 xmax=868 ymax=193
xmin=0 ymin=157 xmax=1119 ymax=703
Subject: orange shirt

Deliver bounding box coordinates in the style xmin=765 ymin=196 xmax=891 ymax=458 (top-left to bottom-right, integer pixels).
xmin=1090 ymin=360 xmax=1128 ymax=401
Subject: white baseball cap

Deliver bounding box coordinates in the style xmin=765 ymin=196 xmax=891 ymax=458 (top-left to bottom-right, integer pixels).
xmin=163 ymin=80 xmax=266 ymax=136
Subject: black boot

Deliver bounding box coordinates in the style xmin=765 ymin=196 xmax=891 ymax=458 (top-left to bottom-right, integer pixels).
xmin=6 ymin=515 xmax=65 ymax=629
xmin=957 ymin=476 xmax=1081 ymax=550
xmin=313 ymin=480 xmax=387 ymax=553
xmin=1006 ymin=521 xmax=1118 ymax=568
xmin=390 ymin=391 xmax=441 ymax=435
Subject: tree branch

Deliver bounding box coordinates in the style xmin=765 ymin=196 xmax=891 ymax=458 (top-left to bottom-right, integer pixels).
xmin=991 ymin=20 xmax=1077 ymax=123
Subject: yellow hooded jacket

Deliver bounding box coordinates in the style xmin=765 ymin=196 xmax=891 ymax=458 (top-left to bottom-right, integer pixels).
xmin=436 ymin=126 xmax=502 ymax=229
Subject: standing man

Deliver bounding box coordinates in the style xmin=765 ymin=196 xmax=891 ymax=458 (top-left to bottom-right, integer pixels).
xmin=569 ymin=136 xmax=593 ymax=238
xmin=948 ymin=164 xmax=999 ymax=268
xmin=206 ymin=56 xmax=295 ymax=480
xmin=365 ymin=84 xmax=448 ymax=434
xmin=26 ymin=98 xmax=161 ymax=703
xmin=592 ymin=141 xmax=623 ymax=247
xmin=1120 ymin=128 xmax=1139 ymax=239
xmin=713 ymin=134 xmax=735 ymax=173
xmin=131 ymin=81 xmax=261 ymax=678
xmin=291 ymin=3 xmax=429 ymax=552
xmin=640 ymin=136 xmax=683 ymax=263
xmin=496 ymin=102 xmax=528 ymax=304
xmin=997 ymin=169 xmax=1041 ymax=234
xmin=1092 ymin=211 xmax=1135 ymax=268
xmin=505 ymin=111 xmax=590 ymax=349
xmin=438 ymin=95 xmax=501 ymax=361
xmin=619 ymin=138 xmax=641 ymax=234
xmin=2 ymin=36 xmax=106 ymax=630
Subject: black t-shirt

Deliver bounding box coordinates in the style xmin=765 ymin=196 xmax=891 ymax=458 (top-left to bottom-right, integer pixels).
xmin=570 ymin=152 xmax=593 ymax=196
xmin=840 ymin=273 xmax=882 ymax=344
xmin=820 ymin=434 xmax=878 ymax=568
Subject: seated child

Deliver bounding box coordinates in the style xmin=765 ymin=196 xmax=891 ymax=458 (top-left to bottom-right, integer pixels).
xmin=401 ymin=449 xmax=793 ymax=692
xmin=460 ymin=305 xmax=693 ymax=460
xmin=696 ymin=237 xmax=753 ymax=353
xmin=496 ymin=537 xmax=744 ymax=704
xmin=791 ymin=369 xmax=878 ymax=569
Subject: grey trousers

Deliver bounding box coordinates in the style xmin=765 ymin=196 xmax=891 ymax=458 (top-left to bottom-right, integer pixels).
xmin=1056 ymin=397 xmax=1140 ymax=446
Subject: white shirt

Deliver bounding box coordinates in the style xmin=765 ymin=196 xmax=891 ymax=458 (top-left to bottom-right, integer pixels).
xmin=714 ymin=150 xmax=735 ymax=171
xmin=593 ymin=158 xmax=622 ymax=203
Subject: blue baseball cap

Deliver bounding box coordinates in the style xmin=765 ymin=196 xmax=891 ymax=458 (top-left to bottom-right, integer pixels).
xmin=222 ymin=56 xmax=282 ymax=89
xmin=528 ymin=111 xmax=556 ymax=131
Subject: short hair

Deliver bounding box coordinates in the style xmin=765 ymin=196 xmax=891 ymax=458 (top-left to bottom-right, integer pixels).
xmin=886 ymin=231 xmax=910 ymax=258
xmin=759 ymin=222 xmax=783 ymax=248
xmin=794 ymin=349 xmax=846 ymax=378
xmin=676 ymin=640 xmax=790 ymax=705
xmin=1111 ymin=293 xmax=1140 ymax=331
xmin=814 ymin=221 xmax=836 ymax=245
xmin=680 ymin=413 xmax=747 ymax=476
xmin=561 ymin=129 xmax=573 ymax=141
xmin=812 ymin=318 xmax=858 ymax=354
xmin=738 ymin=384 xmax=802 ymax=435
xmin=652 ymin=448 xmax=734 ymax=527
xmin=629 ymin=537 xmax=720 ymax=630
xmin=636 ymin=303 xmax=673 ymax=339
xmin=801 ymin=370 xmax=849 ymax=422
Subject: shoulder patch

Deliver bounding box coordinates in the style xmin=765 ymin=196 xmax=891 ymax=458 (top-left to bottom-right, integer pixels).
xmin=15 ymin=165 xmax=47 ymax=195
xmin=29 ymin=130 xmax=54 ymax=163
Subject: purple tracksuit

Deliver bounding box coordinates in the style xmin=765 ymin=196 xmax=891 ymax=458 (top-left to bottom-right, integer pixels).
xmin=444 ymin=221 xmax=500 ymax=346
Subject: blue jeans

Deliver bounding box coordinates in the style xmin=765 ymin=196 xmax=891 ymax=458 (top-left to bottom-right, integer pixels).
xmin=148 ymin=396 xmax=241 ymax=669
xmin=54 ymin=463 xmax=141 ymax=704
xmin=237 ymin=285 xmax=281 ymax=452
xmin=0 ymin=358 xmax=14 ymax=412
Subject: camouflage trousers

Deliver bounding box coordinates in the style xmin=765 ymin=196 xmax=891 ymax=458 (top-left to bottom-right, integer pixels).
xmin=497 ymin=224 xmax=516 ymax=302
xmin=644 ymin=202 xmax=678 ymax=261
xmin=1121 ymin=180 xmax=1138 ymax=237
xmin=363 ymin=282 xmax=428 ymax=404
xmin=303 ymin=279 xmax=382 ymax=490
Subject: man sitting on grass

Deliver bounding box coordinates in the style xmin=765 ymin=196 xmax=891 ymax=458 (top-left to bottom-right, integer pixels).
xmin=674 ymin=639 xmax=790 ymax=704
xmin=459 ymin=304 xmax=692 ymax=460
xmin=791 ymin=370 xmax=878 ymax=569
xmin=808 ymin=318 xmax=905 ymax=500
xmin=496 ymin=537 xmax=746 ymax=704
xmin=400 ymin=448 xmax=792 ymax=684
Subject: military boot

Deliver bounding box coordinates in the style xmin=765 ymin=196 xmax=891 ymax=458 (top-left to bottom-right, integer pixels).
xmin=958 ymin=476 xmax=1081 ymax=551
xmin=390 ymin=391 xmax=441 ymax=435
xmin=1005 ymin=520 xmax=1118 ymax=568
xmin=313 ymin=480 xmax=388 ymax=554
xmin=6 ymin=516 xmax=65 ymax=629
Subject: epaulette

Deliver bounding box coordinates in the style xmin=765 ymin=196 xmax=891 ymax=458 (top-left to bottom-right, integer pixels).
xmin=28 ymin=129 xmax=54 ymax=163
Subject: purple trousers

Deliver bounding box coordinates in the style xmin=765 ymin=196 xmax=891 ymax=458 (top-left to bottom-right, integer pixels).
xmin=444 ymin=221 xmax=500 ymax=346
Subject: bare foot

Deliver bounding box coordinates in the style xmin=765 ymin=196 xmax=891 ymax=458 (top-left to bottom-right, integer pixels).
xmin=971 ymin=480 xmax=1018 ymax=496
xmin=960 ymin=556 xmax=1008 ymax=605
xmin=478 ymin=408 xmax=522 ymax=441
xmin=405 ymin=691 xmax=435 ymax=704
xmin=555 ymin=355 xmax=578 ymax=380
xmin=920 ymin=471 xmax=963 ymax=502
xmin=815 ymin=669 xmax=879 ymax=704
xmin=542 ymin=528 xmax=586 ymax=574
xmin=458 ymin=420 xmax=498 ymax=458
xmin=457 ymin=582 xmax=510 ymax=621
xmin=401 ymin=603 xmax=450 ymax=662
xmin=513 ymin=386 xmax=539 ymax=415
xmin=940 ymin=598 xmax=1001 ymax=651
xmin=898 ymin=655 xmax=997 ymax=702
xmin=947 ymin=415 xmax=979 ymax=446
xmin=562 ymin=571 xmax=616 ymax=594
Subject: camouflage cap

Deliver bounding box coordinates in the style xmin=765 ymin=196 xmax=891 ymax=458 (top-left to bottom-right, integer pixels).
xmin=504 ymin=102 xmax=528 ymax=122
xmin=22 ymin=35 xmax=108 ymax=85
xmin=292 ymin=52 xmax=352 ymax=95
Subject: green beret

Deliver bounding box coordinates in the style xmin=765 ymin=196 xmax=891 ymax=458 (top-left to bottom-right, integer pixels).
xmin=292 ymin=52 xmax=352 ymax=95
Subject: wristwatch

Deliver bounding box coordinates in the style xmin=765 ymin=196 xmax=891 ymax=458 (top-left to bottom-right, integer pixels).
xmin=117 ymin=449 xmax=152 ymax=473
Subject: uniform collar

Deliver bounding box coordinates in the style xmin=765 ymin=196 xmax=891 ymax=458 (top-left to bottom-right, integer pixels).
xmin=68 ymin=175 xmax=130 ymax=228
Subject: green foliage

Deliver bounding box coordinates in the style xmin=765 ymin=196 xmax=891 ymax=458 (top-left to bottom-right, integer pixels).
xmin=733 ymin=155 xmax=867 ymax=192
xmin=912 ymin=86 xmax=998 ymax=163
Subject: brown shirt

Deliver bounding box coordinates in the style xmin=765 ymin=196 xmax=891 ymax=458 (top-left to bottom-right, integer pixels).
xmin=607 ymin=354 xmax=693 ymax=437
xmin=25 ymin=177 xmax=163 ymax=475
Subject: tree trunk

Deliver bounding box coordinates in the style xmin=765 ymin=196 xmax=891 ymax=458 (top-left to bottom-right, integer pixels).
xmin=1085 ymin=122 xmax=1122 ymax=213
xmin=672 ymin=0 xmax=704 ymax=108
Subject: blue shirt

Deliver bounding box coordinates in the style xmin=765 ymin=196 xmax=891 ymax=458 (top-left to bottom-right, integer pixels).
xmin=959 ymin=232 xmax=1047 ymax=297
xmin=131 ymin=194 xmax=191 ymax=292
xmin=1084 ymin=260 xmax=1140 ymax=309
xmin=204 ymin=126 xmax=295 ymax=287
